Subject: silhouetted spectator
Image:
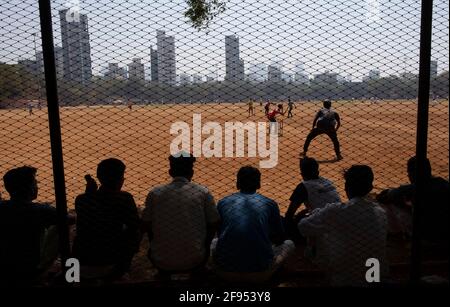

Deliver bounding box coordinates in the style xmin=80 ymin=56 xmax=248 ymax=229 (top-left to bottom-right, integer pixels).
xmin=73 ymin=158 xmax=140 ymax=280
xmin=212 ymin=166 xmax=295 ymax=283
xmin=285 ymin=157 xmax=341 ymax=262
xmin=0 ymin=166 xmax=58 ymax=285
xmin=377 ymin=157 xmax=449 ymax=254
xmin=298 ymin=165 xmax=387 ymax=286
xmin=142 ymin=152 xmax=220 ymax=278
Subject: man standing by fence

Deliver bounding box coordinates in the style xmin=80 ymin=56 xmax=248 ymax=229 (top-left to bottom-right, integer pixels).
xmin=300 ymin=100 xmax=342 ymax=161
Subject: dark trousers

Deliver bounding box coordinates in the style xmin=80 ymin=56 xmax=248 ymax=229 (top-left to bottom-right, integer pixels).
xmin=303 ymin=128 xmax=341 ymax=155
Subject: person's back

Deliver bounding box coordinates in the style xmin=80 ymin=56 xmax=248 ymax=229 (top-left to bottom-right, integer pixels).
xmin=73 ymin=158 xmax=140 ymax=275
xmin=298 ymin=165 xmax=387 ymax=286
xmin=0 ymin=200 xmax=56 ymax=281
xmin=144 ymin=178 xmax=217 ymax=270
xmin=0 ymin=166 xmax=57 ymax=284
xmin=316 ymin=107 xmax=338 ymax=130
xmin=73 ymin=188 xmax=139 ymax=266
xmin=142 ymin=152 xmax=219 ymax=272
xmin=317 ymin=198 xmax=387 ymax=285
xmin=215 ymin=192 xmax=282 ymax=272
xmin=421 ymin=176 xmax=449 ymax=243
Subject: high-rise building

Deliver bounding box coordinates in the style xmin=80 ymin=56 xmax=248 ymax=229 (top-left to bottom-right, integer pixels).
xmin=105 ymin=63 xmax=127 ymax=80
xmin=179 ymin=74 xmax=191 ymax=85
xmin=128 ymin=58 xmax=145 ymax=81
xmin=294 ymin=62 xmax=309 ymax=84
xmin=150 ymin=46 xmax=158 ymax=82
xmin=59 ymin=9 xmax=92 ymax=83
xmin=268 ymin=65 xmax=282 ymax=82
xmin=248 ymin=63 xmax=267 ymax=82
xmin=430 ymin=60 xmax=438 ymax=78
xmin=225 ymin=35 xmax=245 ymax=82
xmin=36 ymin=46 xmax=64 ymax=79
xmin=156 ymin=30 xmax=176 ymax=84
xmin=192 ymin=74 xmax=203 ymax=83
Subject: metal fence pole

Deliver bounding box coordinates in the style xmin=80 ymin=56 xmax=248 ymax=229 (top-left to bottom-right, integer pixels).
xmin=411 ymin=0 xmax=434 ymax=284
xmin=38 ymin=0 xmax=71 ymax=264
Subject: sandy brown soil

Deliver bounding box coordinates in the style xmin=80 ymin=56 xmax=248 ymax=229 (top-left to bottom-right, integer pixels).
xmin=1 ymin=100 xmax=448 ymax=213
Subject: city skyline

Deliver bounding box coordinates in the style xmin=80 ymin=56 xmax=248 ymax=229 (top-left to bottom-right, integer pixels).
xmin=0 ymin=0 xmax=448 ymax=82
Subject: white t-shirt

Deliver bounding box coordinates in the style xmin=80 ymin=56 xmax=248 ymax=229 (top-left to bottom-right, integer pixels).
xmin=303 ymin=177 xmax=341 ymax=210
xmin=142 ymin=177 xmax=220 ymax=271
xmin=298 ymin=197 xmax=388 ymax=286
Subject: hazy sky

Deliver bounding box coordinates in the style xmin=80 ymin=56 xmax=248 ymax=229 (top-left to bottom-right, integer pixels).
xmin=0 ymin=0 xmax=448 ymax=81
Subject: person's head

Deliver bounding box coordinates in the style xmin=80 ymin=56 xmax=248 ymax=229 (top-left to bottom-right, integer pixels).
xmin=300 ymin=157 xmax=320 ymax=180
xmin=344 ymin=165 xmax=374 ymax=199
xmin=169 ymin=151 xmax=196 ymax=180
xmin=236 ymin=166 xmax=261 ymax=193
xmin=97 ymin=158 xmax=126 ymax=190
xmin=407 ymin=156 xmax=432 ymax=184
xmin=278 ymin=103 xmax=283 ymax=110
xmin=3 ymin=166 xmax=38 ymax=201
xmin=323 ymin=100 xmax=332 ymax=109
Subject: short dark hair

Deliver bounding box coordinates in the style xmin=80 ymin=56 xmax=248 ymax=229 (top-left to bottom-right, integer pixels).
xmin=300 ymin=157 xmax=319 ymax=179
xmin=97 ymin=158 xmax=126 ymax=186
xmin=344 ymin=165 xmax=374 ymax=197
xmin=237 ymin=166 xmax=261 ymax=192
xmin=3 ymin=166 xmax=37 ymax=198
xmin=407 ymin=156 xmax=432 ymax=179
xmin=323 ymin=100 xmax=332 ymax=108
xmin=169 ymin=151 xmax=196 ymax=178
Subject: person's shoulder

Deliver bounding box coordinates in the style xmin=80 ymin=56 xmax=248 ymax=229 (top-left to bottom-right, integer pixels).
xmin=218 ymin=192 xmax=240 ymax=205
xmin=255 ymin=193 xmax=278 ymax=207
xmin=190 ymin=181 xmax=212 ymax=194
xmin=431 ymin=176 xmax=449 ymax=187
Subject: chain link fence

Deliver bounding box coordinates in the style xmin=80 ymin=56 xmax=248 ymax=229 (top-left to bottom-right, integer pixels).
xmin=0 ymin=0 xmax=448 ymax=286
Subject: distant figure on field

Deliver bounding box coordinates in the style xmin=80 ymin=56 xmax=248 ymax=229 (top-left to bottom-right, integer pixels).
xmin=264 ymin=101 xmax=271 ymax=116
xmin=287 ymin=97 xmax=295 ymax=118
xmin=267 ymin=105 xmax=283 ymax=135
xmin=73 ymin=158 xmax=140 ymax=281
xmin=300 ymin=100 xmax=342 ymax=160
xmin=298 ymin=165 xmax=388 ymax=286
xmin=27 ymin=102 xmax=33 ymax=115
xmin=127 ymin=100 xmax=133 ymax=111
xmin=142 ymin=152 xmax=220 ymax=279
xmin=248 ymin=99 xmax=255 ymax=117
xmin=213 ymin=166 xmax=295 ymax=283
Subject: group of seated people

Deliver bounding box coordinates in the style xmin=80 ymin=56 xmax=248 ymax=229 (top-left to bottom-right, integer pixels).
xmin=0 ymin=152 xmax=448 ymax=286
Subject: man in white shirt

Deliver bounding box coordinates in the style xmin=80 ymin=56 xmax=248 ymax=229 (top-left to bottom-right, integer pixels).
xmin=298 ymin=165 xmax=388 ymax=286
xmin=142 ymin=152 xmax=220 ymax=277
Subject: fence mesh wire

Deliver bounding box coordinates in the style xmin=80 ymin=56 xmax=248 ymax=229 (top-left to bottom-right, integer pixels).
xmin=0 ymin=0 xmax=449 ymax=286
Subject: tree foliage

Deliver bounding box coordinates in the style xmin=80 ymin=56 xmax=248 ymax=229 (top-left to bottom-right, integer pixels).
xmin=184 ymin=0 xmax=226 ymax=30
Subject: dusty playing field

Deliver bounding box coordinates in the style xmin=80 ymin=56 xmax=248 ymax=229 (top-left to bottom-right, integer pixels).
xmin=1 ymin=100 xmax=448 ymax=213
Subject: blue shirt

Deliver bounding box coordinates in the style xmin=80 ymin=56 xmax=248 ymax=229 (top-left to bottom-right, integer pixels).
xmin=214 ymin=192 xmax=284 ymax=272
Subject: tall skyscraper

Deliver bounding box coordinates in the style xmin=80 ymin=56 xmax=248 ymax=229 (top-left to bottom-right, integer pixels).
xmin=248 ymin=63 xmax=267 ymax=82
xmin=225 ymin=35 xmax=245 ymax=82
xmin=36 ymin=46 xmax=64 ymax=79
xmin=156 ymin=31 xmax=176 ymax=84
xmin=150 ymin=46 xmax=158 ymax=82
xmin=430 ymin=60 xmax=438 ymax=78
xmin=294 ymin=62 xmax=309 ymax=84
xmin=268 ymin=65 xmax=282 ymax=82
xmin=128 ymin=58 xmax=145 ymax=81
xmin=105 ymin=63 xmax=127 ymax=80
xmin=59 ymin=9 xmax=92 ymax=83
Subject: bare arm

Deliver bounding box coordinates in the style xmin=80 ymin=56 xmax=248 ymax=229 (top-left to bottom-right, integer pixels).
xmin=335 ymin=113 xmax=341 ymax=131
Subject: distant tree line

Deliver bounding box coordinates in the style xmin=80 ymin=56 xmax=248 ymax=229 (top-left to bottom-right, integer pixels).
xmin=0 ymin=62 xmax=448 ymax=108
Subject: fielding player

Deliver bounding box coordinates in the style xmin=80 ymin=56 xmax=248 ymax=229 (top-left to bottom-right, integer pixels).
xmin=300 ymin=100 xmax=342 ymax=160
